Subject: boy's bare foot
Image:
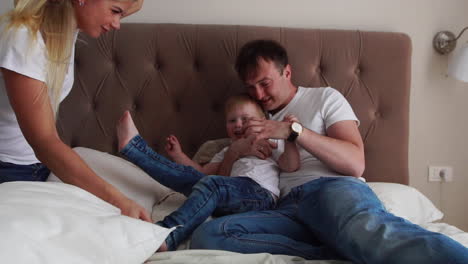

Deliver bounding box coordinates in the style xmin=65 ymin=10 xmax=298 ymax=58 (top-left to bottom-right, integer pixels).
xmin=117 ymin=110 xmax=140 ymax=151
xmin=157 ymin=241 xmax=168 ymax=252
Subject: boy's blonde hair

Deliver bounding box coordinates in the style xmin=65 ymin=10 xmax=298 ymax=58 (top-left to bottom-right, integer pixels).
xmin=224 ymin=94 xmax=266 ymax=119
xmin=1 ymin=0 xmax=135 ymax=114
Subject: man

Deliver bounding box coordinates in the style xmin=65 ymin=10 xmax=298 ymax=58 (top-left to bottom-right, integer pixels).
xmin=190 ymin=40 xmax=468 ymax=263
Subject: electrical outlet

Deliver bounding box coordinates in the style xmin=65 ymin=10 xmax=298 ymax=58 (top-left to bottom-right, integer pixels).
xmin=428 ymin=166 xmax=453 ymax=182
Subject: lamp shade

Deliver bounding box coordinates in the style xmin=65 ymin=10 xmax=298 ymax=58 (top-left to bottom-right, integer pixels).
xmin=448 ymin=45 xmax=468 ymax=82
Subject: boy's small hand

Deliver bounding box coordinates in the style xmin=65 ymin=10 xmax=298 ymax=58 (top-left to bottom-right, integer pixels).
xmin=283 ymin=114 xmax=299 ymax=123
xmin=165 ymin=134 xmax=183 ymax=158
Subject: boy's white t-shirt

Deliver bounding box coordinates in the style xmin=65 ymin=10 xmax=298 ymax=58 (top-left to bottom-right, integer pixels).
xmin=210 ymin=142 xmax=282 ymax=198
xmin=270 ymin=87 xmax=360 ymax=196
xmin=0 ymin=22 xmax=77 ymax=165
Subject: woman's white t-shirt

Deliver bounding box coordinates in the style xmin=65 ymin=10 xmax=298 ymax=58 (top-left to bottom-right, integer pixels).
xmin=0 ymin=22 xmax=77 ymax=165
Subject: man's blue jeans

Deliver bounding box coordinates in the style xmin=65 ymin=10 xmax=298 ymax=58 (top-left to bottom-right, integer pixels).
xmin=120 ymin=135 xmax=276 ymax=250
xmin=0 ymin=160 xmax=50 ymax=183
xmin=191 ymin=177 xmax=468 ymax=264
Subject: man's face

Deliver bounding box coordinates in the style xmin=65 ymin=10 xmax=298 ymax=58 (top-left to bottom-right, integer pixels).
xmin=243 ymin=59 xmax=292 ymax=112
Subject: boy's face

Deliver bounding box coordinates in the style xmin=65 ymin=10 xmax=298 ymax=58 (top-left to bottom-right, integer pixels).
xmin=225 ymin=102 xmax=264 ymax=140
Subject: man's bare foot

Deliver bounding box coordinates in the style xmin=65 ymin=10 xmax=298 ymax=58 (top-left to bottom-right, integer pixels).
xmin=157 ymin=241 xmax=168 ymax=252
xmin=117 ymin=111 xmax=140 ymax=151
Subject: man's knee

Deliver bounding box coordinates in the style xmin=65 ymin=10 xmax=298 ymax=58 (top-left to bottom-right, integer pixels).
xmin=313 ymin=177 xmax=376 ymax=204
xmin=298 ymin=178 xmax=383 ymax=227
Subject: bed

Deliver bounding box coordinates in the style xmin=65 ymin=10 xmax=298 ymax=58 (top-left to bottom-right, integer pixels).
xmin=1 ymin=24 xmax=467 ymax=264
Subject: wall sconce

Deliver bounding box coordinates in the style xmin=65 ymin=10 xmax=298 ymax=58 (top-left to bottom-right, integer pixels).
xmin=433 ymin=27 xmax=468 ymax=82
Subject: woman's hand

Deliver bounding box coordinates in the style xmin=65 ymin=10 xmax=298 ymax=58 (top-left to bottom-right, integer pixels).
xmin=116 ymin=196 xmax=152 ymax=222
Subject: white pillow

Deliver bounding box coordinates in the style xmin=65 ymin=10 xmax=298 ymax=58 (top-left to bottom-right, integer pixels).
xmin=367 ymin=182 xmax=443 ymax=225
xmin=192 ymin=138 xmax=231 ymax=164
xmin=0 ymin=181 xmax=175 ymax=264
xmin=48 ymin=147 xmax=173 ymax=216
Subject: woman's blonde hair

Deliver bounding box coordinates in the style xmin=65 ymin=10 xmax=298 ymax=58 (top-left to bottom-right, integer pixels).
xmin=1 ymin=0 xmax=134 ymax=114
xmin=1 ymin=0 xmax=76 ymax=113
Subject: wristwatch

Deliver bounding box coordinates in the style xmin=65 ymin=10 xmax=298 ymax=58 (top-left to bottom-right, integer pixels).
xmin=287 ymin=121 xmax=303 ymax=142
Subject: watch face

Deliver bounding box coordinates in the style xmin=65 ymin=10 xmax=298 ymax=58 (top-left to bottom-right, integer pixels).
xmin=292 ymin=122 xmax=303 ymax=133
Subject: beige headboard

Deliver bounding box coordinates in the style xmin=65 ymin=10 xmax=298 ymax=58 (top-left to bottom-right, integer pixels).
xmin=56 ymin=24 xmax=412 ymax=184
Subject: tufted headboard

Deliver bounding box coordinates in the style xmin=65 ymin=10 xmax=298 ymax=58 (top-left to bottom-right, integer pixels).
xmin=56 ymin=24 xmax=411 ymax=184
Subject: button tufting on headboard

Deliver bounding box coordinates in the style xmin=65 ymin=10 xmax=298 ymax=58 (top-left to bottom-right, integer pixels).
xmin=57 ymin=24 xmax=411 ymax=184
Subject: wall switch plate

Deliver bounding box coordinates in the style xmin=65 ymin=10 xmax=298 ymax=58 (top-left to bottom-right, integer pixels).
xmin=428 ymin=166 xmax=453 ymax=182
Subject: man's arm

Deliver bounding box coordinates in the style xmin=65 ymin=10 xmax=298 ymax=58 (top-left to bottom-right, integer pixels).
xmin=246 ymin=119 xmax=364 ymax=177
xmin=296 ymin=120 xmax=364 ymax=177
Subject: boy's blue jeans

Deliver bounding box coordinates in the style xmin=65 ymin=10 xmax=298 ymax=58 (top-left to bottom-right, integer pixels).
xmin=191 ymin=177 xmax=468 ymax=263
xmin=120 ymin=135 xmax=276 ymax=250
xmin=0 ymin=160 xmax=50 ymax=183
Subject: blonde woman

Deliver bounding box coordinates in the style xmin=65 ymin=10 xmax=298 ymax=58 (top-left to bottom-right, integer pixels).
xmin=0 ymin=0 xmax=150 ymax=221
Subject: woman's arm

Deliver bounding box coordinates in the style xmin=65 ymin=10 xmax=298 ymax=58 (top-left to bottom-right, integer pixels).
xmin=123 ymin=0 xmax=143 ymax=18
xmin=2 ymin=68 xmax=151 ymax=221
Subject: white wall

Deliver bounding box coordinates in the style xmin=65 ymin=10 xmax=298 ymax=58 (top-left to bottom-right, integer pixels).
xmin=1 ymin=1 xmax=467 ymax=230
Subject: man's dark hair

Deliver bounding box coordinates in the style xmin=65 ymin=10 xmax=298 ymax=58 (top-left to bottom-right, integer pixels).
xmin=235 ymin=39 xmax=288 ymax=82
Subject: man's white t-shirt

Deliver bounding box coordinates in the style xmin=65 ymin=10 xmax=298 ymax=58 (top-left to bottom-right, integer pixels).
xmin=270 ymin=87 xmax=359 ymax=196
xmin=210 ymin=142 xmax=282 ymax=198
xmin=0 ymin=22 xmax=77 ymax=165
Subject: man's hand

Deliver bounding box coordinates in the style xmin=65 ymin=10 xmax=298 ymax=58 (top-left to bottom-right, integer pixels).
xmin=229 ymin=135 xmax=277 ymax=160
xmin=244 ymin=118 xmax=291 ymax=140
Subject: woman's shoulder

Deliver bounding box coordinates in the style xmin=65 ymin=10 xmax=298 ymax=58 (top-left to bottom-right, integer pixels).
xmin=0 ymin=20 xmax=42 ymax=47
xmin=0 ymin=19 xmax=47 ymax=82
